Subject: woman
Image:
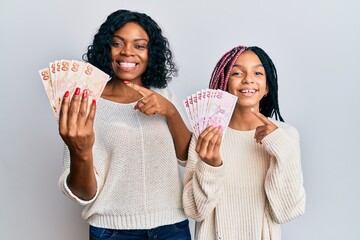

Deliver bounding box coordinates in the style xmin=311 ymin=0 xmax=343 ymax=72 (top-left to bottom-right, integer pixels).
xmin=183 ymin=45 xmax=306 ymax=239
xmin=58 ymin=9 xmax=192 ymax=239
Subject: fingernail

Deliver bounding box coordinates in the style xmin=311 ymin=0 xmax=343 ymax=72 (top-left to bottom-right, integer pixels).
xmin=75 ymin=88 xmax=81 ymax=95
xmin=92 ymin=99 xmax=96 ymax=106
xmin=64 ymin=91 xmax=69 ymax=97
xmin=82 ymin=90 xmax=89 ymax=99
xmin=123 ymin=80 xmax=130 ymax=84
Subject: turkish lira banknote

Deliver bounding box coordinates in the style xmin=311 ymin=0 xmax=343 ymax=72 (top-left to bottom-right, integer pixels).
xmin=183 ymin=89 xmax=237 ymax=138
xmin=39 ymin=60 xmax=110 ymax=121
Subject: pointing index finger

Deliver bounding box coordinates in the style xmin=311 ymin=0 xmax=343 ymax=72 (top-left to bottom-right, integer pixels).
xmin=251 ymin=108 xmax=272 ymax=125
xmin=124 ymin=80 xmax=151 ymax=97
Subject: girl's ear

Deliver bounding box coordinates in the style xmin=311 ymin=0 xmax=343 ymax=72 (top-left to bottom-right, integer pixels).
xmin=264 ymin=85 xmax=269 ymax=96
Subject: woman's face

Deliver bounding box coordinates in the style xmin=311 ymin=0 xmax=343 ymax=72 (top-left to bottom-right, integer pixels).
xmin=227 ymin=50 xmax=268 ymax=110
xmin=110 ymin=22 xmax=149 ymax=84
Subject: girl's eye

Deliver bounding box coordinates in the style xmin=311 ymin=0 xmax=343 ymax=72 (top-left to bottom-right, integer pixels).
xmin=255 ymin=72 xmax=264 ymax=76
xmin=232 ymin=71 xmax=243 ymax=76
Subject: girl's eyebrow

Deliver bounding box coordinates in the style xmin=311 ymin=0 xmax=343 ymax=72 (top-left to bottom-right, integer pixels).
xmin=112 ymin=35 xmax=149 ymax=42
xmin=232 ymin=64 xmax=264 ymax=69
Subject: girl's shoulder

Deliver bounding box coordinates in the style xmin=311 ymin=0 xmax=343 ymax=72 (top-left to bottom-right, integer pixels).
xmin=269 ymin=118 xmax=300 ymax=139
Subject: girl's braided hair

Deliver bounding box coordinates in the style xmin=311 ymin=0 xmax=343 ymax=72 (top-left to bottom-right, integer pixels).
xmin=209 ymin=45 xmax=284 ymax=121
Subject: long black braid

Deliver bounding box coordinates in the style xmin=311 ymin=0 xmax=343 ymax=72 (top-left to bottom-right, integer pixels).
xmin=247 ymin=46 xmax=284 ymax=121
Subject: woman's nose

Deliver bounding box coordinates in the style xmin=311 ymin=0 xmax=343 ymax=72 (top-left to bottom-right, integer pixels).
xmin=120 ymin=45 xmax=134 ymax=56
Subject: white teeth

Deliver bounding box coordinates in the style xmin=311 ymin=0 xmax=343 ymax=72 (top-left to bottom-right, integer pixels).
xmin=119 ymin=62 xmax=136 ymax=67
xmin=240 ymin=89 xmax=256 ymax=93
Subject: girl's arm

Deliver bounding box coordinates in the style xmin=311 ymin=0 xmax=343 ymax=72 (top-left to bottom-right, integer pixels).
xmin=182 ymin=130 xmax=225 ymax=221
xmin=262 ymin=124 xmax=306 ymax=224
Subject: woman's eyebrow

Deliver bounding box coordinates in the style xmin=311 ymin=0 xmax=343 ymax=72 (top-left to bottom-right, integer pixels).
xmin=112 ymin=35 xmax=149 ymax=42
xmin=112 ymin=35 xmax=124 ymax=40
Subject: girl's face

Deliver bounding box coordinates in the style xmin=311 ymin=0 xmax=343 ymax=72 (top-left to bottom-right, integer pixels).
xmin=227 ymin=50 xmax=268 ymax=110
xmin=110 ymin=22 xmax=149 ymax=84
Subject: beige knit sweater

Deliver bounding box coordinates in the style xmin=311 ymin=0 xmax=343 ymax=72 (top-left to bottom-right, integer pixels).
xmin=59 ymin=87 xmax=188 ymax=230
xmin=183 ymin=120 xmax=306 ymax=240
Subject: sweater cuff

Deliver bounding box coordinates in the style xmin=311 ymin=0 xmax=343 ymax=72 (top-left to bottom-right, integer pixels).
xmin=177 ymin=158 xmax=187 ymax=167
xmin=196 ymin=158 xmax=225 ymax=177
xmin=261 ymin=127 xmax=297 ymax=163
xmin=262 ymin=127 xmax=283 ymax=144
xmin=62 ymin=169 xmax=100 ymax=206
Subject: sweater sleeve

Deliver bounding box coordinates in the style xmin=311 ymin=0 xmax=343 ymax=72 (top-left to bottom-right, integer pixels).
xmin=261 ymin=123 xmax=306 ymax=224
xmin=182 ymin=135 xmax=225 ymax=221
xmin=161 ymin=87 xmax=192 ymax=166
xmin=164 ymin=87 xmax=192 ymax=135
xmin=58 ymin=145 xmax=100 ymax=206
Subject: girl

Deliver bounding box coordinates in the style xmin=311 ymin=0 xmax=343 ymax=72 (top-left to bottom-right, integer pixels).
xmin=183 ymin=45 xmax=306 ymax=240
xmin=58 ymin=9 xmax=192 ymax=239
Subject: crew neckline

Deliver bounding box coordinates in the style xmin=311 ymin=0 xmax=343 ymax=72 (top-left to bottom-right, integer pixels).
xmin=227 ymin=127 xmax=256 ymax=134
xmin=99 ymin=97 xmax=138 ymax=106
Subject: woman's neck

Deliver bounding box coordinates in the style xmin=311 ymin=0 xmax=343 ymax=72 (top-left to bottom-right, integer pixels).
xmin=101 ymin=78 xmax=143 ymax=103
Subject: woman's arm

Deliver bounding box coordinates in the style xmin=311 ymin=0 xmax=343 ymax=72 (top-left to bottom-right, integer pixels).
xmin=125 ymin=82 xmax=192 ymax=160
xmin=164 ymin=103 xmax=191 ymax=160
xmin=58 ymin=88 xmax=97 ymax=201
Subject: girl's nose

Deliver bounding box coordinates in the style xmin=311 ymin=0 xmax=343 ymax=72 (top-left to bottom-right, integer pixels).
xmin=242 ymin=74 xmax=254 ymax=84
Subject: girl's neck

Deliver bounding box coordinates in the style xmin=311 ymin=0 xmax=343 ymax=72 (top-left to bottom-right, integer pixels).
xmin=228 ymin=107 xmax=264 ymax=131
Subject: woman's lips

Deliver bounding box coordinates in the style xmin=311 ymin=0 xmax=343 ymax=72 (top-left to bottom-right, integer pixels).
xmin=115 ymin=61 xmax=137 ymax=71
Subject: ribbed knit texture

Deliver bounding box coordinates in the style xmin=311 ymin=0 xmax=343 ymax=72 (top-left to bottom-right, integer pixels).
xmin=59 ymin=87 xmax=188 ymax=230
xmin=183 ymin=120 xmax=306 ymax=240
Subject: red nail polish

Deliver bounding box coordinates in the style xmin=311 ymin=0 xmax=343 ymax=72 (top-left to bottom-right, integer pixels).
xmin=64 ymin=91 xmax=69 ymax=97
xmin=75 ymin=88 xmax=81 ymax=95
xmin=123 ymin=80 xmax=130 ymax=84
xmin=82 ymin=90 xmax=89 ymax=98
xmin=92 ymin=99 xmax=96 ymax=106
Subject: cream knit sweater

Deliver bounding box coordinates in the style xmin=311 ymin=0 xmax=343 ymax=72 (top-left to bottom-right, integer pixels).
xmin=183 ymin=120 xmax=306 ymax=240
xmin=59 ymin=87 xmax=188 ymax=230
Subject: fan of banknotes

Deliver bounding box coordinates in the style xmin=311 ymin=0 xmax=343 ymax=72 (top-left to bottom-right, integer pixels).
xmin=183 ymin=89 xmax=238 ymax=138
xmin=39 ymin=60 xmax=110 ymax=120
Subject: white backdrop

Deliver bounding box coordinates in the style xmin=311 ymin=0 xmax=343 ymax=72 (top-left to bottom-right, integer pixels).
xmin=1 ymin=0 xmax=359 ymax=239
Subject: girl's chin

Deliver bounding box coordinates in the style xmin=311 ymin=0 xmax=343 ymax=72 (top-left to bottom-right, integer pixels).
xmin=236 ymin=103 xmax=259 ymax=109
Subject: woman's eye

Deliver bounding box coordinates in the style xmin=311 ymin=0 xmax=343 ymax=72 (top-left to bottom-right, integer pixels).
xmin=112 ymin=41 xmax=123 ymax=47
xmin=135 ymin=44 xmax=147 ymax=49
xmin=255 ymin=72 xmax=264 ymax=76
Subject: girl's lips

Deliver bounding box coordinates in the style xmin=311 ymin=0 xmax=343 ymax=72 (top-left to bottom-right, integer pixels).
xmin=238 ymin=89 xmax=258 ymax=96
